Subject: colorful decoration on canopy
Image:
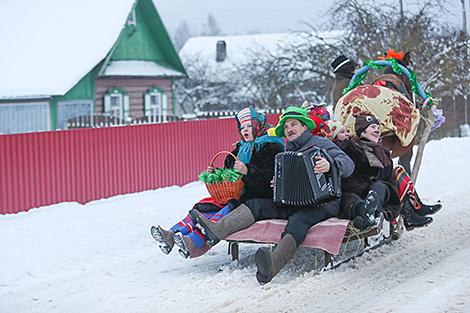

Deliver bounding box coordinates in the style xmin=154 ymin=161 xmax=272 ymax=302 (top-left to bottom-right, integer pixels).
xmin=342 ymin=58 xmax=433 ymax=108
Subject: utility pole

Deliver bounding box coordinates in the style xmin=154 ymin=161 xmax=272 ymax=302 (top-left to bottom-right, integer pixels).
xmin=399 ymin=0 xmax=405 ymax=44
xmin=399 ymin=0 xmax=405 ymax=23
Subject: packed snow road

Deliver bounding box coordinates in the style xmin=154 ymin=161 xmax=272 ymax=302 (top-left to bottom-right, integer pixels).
xmin=1 ymin=138 xmax=469 ymax=313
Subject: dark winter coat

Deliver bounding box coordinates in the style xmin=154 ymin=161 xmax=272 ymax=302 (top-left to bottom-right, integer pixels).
xmin=338 ymin=137 xmax=400 ymax=214
xmin=284 ymin=131 xmax=355 ymax=217
xmin=287 ymin=130 xmax=355 ymax=178
xmin=225 ymin=141 xmax=284 ymax=203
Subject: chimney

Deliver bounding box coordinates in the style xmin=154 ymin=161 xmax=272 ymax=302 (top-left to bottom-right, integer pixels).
xmin=216 ymin=40 xmax=226 ymax=62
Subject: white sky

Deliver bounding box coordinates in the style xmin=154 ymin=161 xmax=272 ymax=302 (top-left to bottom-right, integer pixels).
xmin=154 ymin=0 xmax=467 ymax=36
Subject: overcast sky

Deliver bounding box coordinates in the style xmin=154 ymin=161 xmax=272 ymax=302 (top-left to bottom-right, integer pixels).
xmin=154 ymin=0 xmax=467 ymax=36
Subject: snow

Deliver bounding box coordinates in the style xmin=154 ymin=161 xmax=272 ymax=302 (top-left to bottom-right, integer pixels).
xmin=1 ymin=137 xmax=470 ymax=313
xmin=0 ymin=0 xmax=135 ymax=98
xmin=104 ymin=61 xmax=186 ymax=77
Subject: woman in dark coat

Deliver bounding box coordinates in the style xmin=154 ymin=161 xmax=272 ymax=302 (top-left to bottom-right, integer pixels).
xmin=338 ymin=114 xmax=433 ymax=230
xmin=150 ymin=107 xmax=284 ymax=258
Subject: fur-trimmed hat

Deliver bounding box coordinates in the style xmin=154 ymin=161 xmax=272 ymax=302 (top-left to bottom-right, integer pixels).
xmin=354 ymin=114 xmax=380 ymax=137
xmin=273 ymin=106 xmax=315 ymax=137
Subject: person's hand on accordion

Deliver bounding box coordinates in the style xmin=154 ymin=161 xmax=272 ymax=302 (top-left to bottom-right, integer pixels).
xmin=234 ymin=160 xmax=248 ymax=175
xmin=314 ymin=155 xmax=330 ymax=174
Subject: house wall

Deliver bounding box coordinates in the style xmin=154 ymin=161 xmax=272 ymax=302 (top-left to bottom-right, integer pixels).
xmin=95 ymin=77 xmax=173 ymax=118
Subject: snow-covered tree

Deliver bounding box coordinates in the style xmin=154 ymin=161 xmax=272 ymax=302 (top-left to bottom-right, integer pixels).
xmin=175 ymin=0 xmax=470 ymax=113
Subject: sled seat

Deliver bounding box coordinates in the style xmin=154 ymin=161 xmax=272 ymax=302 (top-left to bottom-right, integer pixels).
xmin=225 ymin=216 xmax=385 ymax=267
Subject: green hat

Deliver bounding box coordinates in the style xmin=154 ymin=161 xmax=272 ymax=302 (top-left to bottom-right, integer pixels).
xmin=274 ymin=106 xmax=315 ymax=137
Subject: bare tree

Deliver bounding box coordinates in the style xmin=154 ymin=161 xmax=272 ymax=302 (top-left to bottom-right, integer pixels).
xmin=173 ymin=21 xmax=191 ymax=51
xmin=201 ymin=14 xmax=222 ymax=36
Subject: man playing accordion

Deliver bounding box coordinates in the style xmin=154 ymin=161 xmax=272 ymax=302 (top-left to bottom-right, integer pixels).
xmin=191 ymin=106 xmax=354 ymax=284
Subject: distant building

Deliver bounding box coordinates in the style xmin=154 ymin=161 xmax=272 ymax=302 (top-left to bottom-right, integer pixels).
xmin=0 ymin=0 xmax=187 ymax=134
xmin=179 ymin=32 xmax=294 ymax=83
xmin=178 ymin=31 xmax=341 ymax=111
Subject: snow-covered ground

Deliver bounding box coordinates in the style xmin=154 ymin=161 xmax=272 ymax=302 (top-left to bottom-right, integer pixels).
xmin=1 ymin=137 xmax=470 ymax=313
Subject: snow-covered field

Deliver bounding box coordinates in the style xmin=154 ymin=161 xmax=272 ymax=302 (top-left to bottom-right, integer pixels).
xmin=1 ymin=137 xmax=470 ymax=313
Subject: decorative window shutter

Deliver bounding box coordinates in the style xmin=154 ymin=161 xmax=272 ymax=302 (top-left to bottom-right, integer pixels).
xmin=103 ymin=94 xmax=111 ymax=113
xmin=144 ymin=94 xmax=151 ymax=117
xmin=123 ymin=94 xmax=130 ymax=117
xmin=162 ymin=93 xmax=168 ymax=122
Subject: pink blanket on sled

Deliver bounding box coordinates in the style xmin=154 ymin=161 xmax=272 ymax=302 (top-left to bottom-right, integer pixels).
xmin=225 ymin=217 xmax=349 ymax=256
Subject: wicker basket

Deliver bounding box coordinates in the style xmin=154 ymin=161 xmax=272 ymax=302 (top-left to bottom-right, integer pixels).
xmin=205 ymin=151 xmax=244 ymax=204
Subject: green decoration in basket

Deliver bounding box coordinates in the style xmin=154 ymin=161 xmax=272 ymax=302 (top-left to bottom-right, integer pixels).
xmin=199 ymin=168 xmax=242 ymax=184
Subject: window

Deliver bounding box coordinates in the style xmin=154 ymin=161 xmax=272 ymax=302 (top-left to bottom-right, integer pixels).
xmin=144 ymin=87 xmax=167 ymax=123
xmin=0 ymin=102 xmax=50 ymax=134
xmin=103 ymin=87 xmax=129 ymax=120
xmin=56 ymin=101 xmax=93 ymax=130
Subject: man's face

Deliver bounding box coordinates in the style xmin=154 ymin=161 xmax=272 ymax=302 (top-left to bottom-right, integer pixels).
xmin=283 ymin=117 xmax=307 ymax=141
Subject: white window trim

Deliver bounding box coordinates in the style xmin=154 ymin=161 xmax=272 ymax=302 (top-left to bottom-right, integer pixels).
xmin=104 ymin=88 xmax=129 ymax=121
xmin=144 ymin=89 xmax=167 ymax=123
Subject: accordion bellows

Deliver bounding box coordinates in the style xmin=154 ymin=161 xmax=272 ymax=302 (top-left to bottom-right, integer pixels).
xmin=274 ymin=147 xmax=341 ymax=207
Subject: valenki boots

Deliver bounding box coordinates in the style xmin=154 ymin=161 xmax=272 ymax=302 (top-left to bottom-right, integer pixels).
xmin=255 ymin=234 xmax=297 ymax=284
xmin=173 ymin=233 xmax=196 ymax=259
xmin=150 ymin=225 xmax=175 ymax=254
xmin=189 ymin=204 xmax=255 ymax=245
xmin=173 ymin=229 xmax=207 ymax=259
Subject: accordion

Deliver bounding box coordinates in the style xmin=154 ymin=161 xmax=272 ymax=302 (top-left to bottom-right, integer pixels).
xmin=273 ymin=147 xmax=341 ymax=207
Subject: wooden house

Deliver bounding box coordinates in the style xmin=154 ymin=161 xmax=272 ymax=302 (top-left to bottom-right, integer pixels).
xmin=0 ymin=0 xmax=186 ymax=134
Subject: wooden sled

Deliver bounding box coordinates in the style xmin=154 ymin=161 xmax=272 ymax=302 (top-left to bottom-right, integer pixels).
xmin=225 ymin=214 xmax=393 ymax=269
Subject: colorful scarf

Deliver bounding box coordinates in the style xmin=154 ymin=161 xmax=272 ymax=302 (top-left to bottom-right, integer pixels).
xmin=237 ymin=134 xmax=284 ymax=164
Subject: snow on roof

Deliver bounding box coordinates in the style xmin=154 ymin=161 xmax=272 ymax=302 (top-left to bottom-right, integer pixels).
xmin=0 ymin=0 xmax=136 ymax=98
xmin=179 ymin=31 xmax=343 ymax=70
xmin=103 ymin=61 xmax=186 ymax=77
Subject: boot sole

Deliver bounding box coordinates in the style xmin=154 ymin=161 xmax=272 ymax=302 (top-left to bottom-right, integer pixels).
xmin=255 ymin=248 xmax=273 ymax=284
xmin=416 ymin=205 xmax=442 ymax=216
xmin=173 ymin=233 xmax=190 ymax=259
xmin=364 ymin=191 xmax=379 ymax=223
xmin=150 ymin=226 xmax=173 ymax=255
xmin=405 ymin=218 xmax=433 ymax=231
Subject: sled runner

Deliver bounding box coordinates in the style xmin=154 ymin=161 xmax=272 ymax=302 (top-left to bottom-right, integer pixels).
xmin=225 ymin=215 xmax=391 ymax=268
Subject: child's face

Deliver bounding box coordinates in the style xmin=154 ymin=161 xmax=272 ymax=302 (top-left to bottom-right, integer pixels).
xmin=336 ymin=127 xmax=350 ymax=141
xmin=240 ymin=121 xmax=254 ymax=142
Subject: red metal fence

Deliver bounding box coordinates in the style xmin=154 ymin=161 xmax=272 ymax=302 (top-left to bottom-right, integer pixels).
xmin=0 ymin=114 xmax=280 ymax=214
